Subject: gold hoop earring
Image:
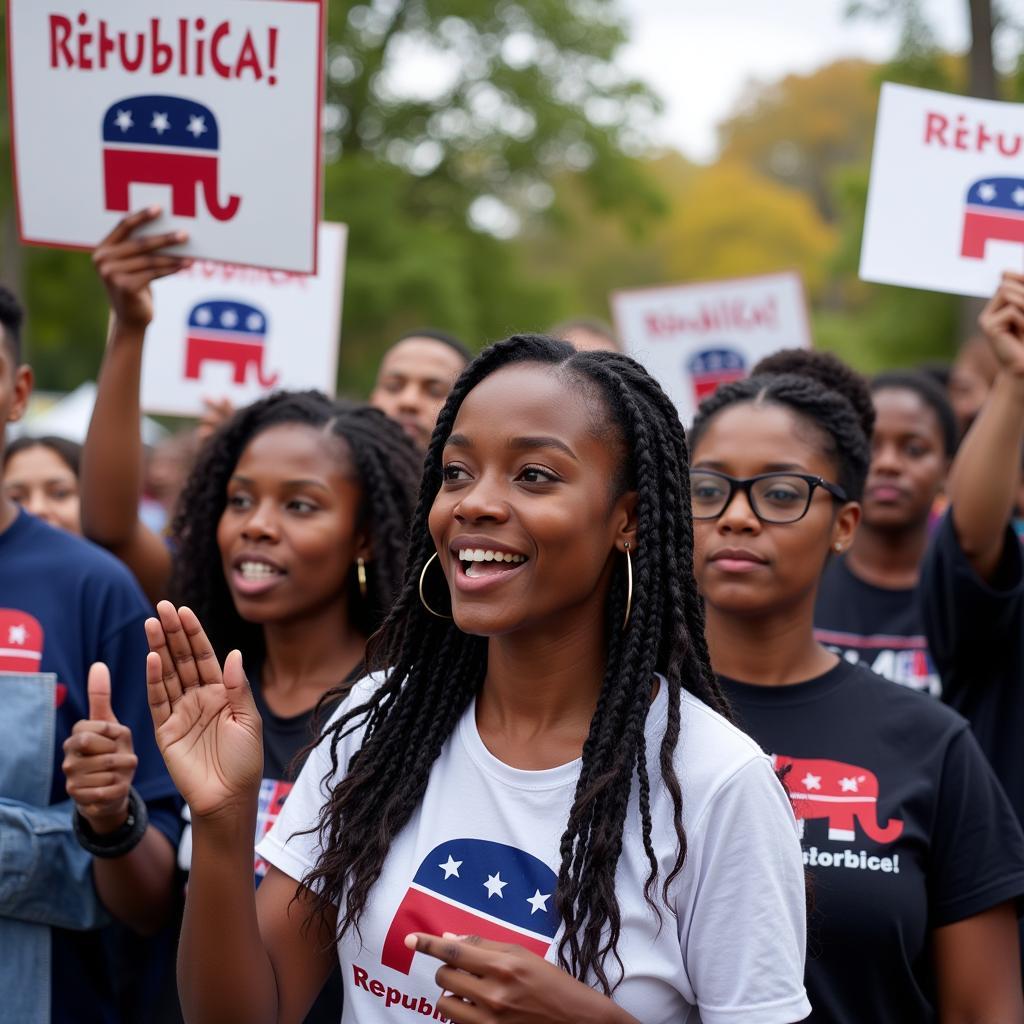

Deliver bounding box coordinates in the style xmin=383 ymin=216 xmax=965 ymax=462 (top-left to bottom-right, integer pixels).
xmin=622 ymin=542 xmax=633 ymax=632
xmin=356 ymin=558 xmax=368 ymax=600
xmin=418 ymin=552 xmax=453 ymax=620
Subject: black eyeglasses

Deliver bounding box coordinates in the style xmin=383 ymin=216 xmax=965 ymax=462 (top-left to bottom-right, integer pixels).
xmin=689 ymin=470 xmax=848 ymax=524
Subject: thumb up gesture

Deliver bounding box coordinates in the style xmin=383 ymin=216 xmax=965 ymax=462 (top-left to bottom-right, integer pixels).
xmin=62 ymin=664 xmax=139 ymax=834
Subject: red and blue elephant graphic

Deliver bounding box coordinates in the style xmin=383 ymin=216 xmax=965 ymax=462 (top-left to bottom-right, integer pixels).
xmin=773 ymin=754 xmax=904 ymax=844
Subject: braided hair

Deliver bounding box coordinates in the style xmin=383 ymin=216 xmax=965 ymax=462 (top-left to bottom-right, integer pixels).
xmin=691 ymin=350 xmax=874 ymax=501
xmin=169 ymin=390 xmax=421 ymax=664
xmin=302 ymin=334 xmax=727 ymax=992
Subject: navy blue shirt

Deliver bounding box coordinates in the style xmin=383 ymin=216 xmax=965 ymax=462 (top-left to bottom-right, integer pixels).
xmin=0 ymin=509 xmax=181 ymax=1023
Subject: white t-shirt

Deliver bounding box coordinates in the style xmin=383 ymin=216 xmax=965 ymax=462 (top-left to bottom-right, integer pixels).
xmin=258 ymin=677 xmax=811 ymax=1024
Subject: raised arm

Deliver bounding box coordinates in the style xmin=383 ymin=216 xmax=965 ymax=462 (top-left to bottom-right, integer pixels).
xmin=80 ymin=209 xmax=189 ymax=604
xmin=146 ymin=603 xmax=335 ymax=1024
xmin=947 ymin=272 xmax=1024 ymax=582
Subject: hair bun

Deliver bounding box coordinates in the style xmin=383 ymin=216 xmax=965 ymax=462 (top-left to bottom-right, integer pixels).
xmin=751 ymin=348 xmax=875 ymax=441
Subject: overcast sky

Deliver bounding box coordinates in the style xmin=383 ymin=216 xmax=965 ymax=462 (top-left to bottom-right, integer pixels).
xmin=617 ymin=0 xmax=972 ymax=161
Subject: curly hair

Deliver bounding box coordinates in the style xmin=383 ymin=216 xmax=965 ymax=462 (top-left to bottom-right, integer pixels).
xmin=692 ymin=350 xmax=874 ymax=501
xmin=168 ymin=391 xmax=421 ymax=665
xmin=302 ymin=335 xmax=727 ymax=993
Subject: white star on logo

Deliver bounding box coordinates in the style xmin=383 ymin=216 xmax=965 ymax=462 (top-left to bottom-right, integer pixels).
xmin=186 ymin=114 xmax=208 ymax=139
xmin=1013 ymin=187 xmax=1024 ymax=207
xmin=526 ymin=890 xmax=550 ymax=915
xmin=483 ymin=873 xmax=507 ymax=899
xmin=977 ymin=182 xmax=997 ymax=202
xmin=113 ymin=109 xmax=134 ymax=132
xmin=246 ymin=313 xmax=264 ymax=331
xmin=151 ymin=112 xmax=171 ymax=135
xmin=8 ymin=624 xmax=28 ymax=645
xmin=839 ymin=777 xmax=861 ymax=793
xmin=220 ymin=309 xmax=239 ymax=329
xmin=438 ymin=855 xmax=462 ymax=880
xmin=801 ymin=773 xmax=822 ymax=791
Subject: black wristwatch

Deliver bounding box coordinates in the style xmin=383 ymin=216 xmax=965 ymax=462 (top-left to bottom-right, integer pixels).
xmin=72 ymin=786 xmax=149 ymax=859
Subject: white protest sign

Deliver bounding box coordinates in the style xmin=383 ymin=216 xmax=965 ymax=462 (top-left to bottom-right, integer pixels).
xmin=861 ymin=83 xmax=1024 ymax=297
xmin=140 ymin=222 xmax=346 ymax=416
xmin=612 ymin=271 xmax=812 ymax=425
xmin=7 ymin=0 xmax=324 ymax=273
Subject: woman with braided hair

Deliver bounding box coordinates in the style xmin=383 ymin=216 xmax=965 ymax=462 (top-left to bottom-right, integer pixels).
xmin=687 ymin=353 xmax=1024 ymax=1023
xmin=144 ymin=334 xmax=811 ymax=1024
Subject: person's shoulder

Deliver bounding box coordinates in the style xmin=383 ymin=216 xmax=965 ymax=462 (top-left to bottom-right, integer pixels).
xmin=10 ymin=516 xmax=148 ymax=608
xmin=847 ymin=662 xmax=968 ymax=735
xmin=673 ymin=687 xmax=773 ymax=790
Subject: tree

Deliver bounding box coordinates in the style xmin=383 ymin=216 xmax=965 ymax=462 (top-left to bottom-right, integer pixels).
xmin=717 ymin=60 xmax=880 ymax=222
xmin=1 ymin=0 xmax=663 ymax=393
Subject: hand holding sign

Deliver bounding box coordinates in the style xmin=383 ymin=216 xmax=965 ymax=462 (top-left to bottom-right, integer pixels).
xmin=979 ymin=272 xmax=1024 ymax=379
xmin=62 ymin=663 xmax=139 ymax=832
xmin=94 ymin=208 xmax=191 ymax=330
xmin=404 ymin=933 xmax=638 ymax=1024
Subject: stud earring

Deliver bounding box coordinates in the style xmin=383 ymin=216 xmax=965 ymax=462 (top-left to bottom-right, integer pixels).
xmin=356 ymin=558 xmax=368 ymax=600
xmin=418 ymin=553 xmax=453 ymax=620
xmin=833 ymin=543 xmax=843 ymax=553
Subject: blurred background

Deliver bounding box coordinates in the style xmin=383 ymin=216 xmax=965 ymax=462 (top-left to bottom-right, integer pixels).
xmin=2 ymin=0 xmax=1023 ymax=398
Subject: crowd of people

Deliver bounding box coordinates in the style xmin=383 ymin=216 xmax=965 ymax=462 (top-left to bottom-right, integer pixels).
xmin=3 ymin=208 xmax=1024 ymax=1024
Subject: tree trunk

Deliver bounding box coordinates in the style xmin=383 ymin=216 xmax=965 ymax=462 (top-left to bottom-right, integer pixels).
xmin=959 ymin=0 xmax=996 ymax=343
xmin=967 ymin=0 xmax=997 ymax=99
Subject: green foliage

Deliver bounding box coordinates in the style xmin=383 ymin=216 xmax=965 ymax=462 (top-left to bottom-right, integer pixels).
xmin=2 ymin=0 xmax=661 ymax=393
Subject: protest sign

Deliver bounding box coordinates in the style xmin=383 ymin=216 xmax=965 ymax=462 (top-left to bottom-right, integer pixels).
xmin=139 ymin=222 xmax=346 ymax=416
xmin=861 ymin=83 xmax=1024 ymax=297
xmin=7 ymin=0 xmax=324 ymax=273
xmin=612 ymin=271 xmax=812 ymax=425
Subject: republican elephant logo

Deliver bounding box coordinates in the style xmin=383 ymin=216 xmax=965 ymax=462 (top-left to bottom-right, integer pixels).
xmin=773 ymin=754 xmax=904 ymax=844
xmin=184 ymin=300 xmax=279 ymax=388
xmin=102 ymin=95 xmax=241 ymax=222
xmin=687 ymin=346 xmax=747 ymax=403
xmin=961 ymin=176 xmax=1024 ymax=260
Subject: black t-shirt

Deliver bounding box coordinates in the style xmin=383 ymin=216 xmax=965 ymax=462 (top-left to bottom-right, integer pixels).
xmin=920 ymin=512 xmax=1024 ymax=825
xmin=721 ymin=660 xmax=1024 ymax=1024
xmin=814 ymin=556 xmax=941 ymax=696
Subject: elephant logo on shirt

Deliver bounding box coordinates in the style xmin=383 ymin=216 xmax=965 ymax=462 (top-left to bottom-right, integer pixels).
xmin=773 ymin=755 xmax=904 ymax=844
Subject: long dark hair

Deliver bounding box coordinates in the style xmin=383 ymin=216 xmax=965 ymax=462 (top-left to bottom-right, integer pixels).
xmin=303 ymin=335 xmax=727 ymax=991
xmin=169 ymin=390 xmax=421 ymax=663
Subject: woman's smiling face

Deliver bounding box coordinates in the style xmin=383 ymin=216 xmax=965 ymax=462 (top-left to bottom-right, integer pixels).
xmin=427 ymin=363 xmax=635 ymax=638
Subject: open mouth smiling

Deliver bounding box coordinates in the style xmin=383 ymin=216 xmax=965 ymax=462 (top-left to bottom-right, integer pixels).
xmin=458 ymin=547 xmax=529 ymax=579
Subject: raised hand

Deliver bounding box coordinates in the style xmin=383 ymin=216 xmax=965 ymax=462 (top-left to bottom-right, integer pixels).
xmin=146 ymin=601 xmax=263 ymax=820
xmin=93 ymin=207 xmax=191 ymax=330
xmin=62 ymin=663 xmax=139 ymax=833
xmin=979 ymin=271 xmax=1024 ymax=379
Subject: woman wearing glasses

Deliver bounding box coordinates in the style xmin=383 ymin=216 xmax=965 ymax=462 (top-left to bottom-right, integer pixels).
xmin=688 ymin=354 xmax=1024 ymax=1023
xmin=753 ymin=351 xmax=956 ymax=697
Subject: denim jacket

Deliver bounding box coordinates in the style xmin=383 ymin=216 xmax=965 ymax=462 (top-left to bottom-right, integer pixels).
xmin=0 ymin=673 xmax=107 ymax=1024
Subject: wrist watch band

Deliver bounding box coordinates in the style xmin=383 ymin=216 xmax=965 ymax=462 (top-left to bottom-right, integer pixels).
xmin=73 ymin=786 xmax=149 ymax=859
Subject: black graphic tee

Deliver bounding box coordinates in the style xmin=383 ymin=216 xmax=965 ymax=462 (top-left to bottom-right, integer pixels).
xmin=721 ymin=660 xmax=1024 ymax=1024
xmin=814 ymin=556 xmax=941 ymax=696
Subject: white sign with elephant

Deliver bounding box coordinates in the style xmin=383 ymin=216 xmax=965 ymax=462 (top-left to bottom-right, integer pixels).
xmin=7 ymin=0 xmax=324 ymax=272
xmin=140 ymin=223 xmax=346 ymax=417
